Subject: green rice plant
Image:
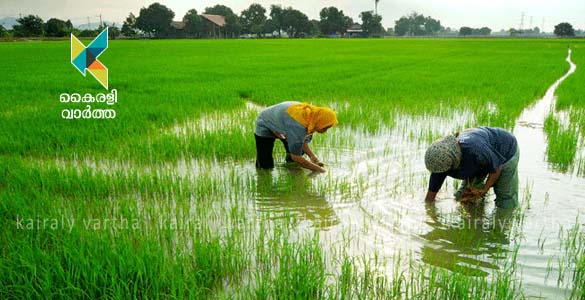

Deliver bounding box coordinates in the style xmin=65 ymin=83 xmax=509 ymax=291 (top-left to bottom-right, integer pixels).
xmin=546 ymin=218 xmax=585 ymax=299
xmin=0 ymin=39 xmax=573 ymax=162
xmin=554 ymin=42 xmax=585 ymax=176
xmin=544 ymin=113 xmax=579 ymax=173
xmin=557 ymin=42 xmax=585 ymax=111
xmin=564 ymin=221 xmax=585 ymax=300
xmin=1 ymin=38 xmax=584 ymax=300
xmin=0 ymin=155 xmax=258 ymax=299
xmin=0 ymin=194 xmax=247 ymax=300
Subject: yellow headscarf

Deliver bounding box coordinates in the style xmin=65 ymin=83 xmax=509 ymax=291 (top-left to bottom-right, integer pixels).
xmin=286 ymin=103 xmax=338 ymax=134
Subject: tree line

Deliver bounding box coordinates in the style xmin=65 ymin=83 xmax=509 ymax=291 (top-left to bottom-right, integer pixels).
xmin=0 ymin=2 xmax=580 ymax=39
xmin=0 ymin=15 xmax=121 ymax=39
xmin=123 ymin=3 xmax=385 ymax=38
xmin=0 ymin=3 xmax=383 ymax=39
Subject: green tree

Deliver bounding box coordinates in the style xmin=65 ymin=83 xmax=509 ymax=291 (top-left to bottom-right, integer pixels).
xmin=240 ymin=3 xmax=267 ymax=36
xmin=393 ymin=16 xmax=410 ymax=36
xmin=394 ymin=12 xmax=442 ymax=36
xmin=394 ymin=13 xmax=423 ymax=36
xmin=319 ymin=7 xmax=350 ymax=36
xmin=477 ymin=27 xmax=491 ymax=36
xmin=411 ymin=13 xmax=427 ymax=35
xmin=13 ymin=15 xmax=44 ymax=37
xmin=269 ymin=5 xmax=284 ymax=37
xmin=263 ymin=19 xmax=278 ymax=36
xmin=360 ymin=11 xmax=383 ymax=37
xmin=204 ymin=5 xmax=241 ymax=38
xmin=459 ymin=26 xmax=472 ymax=36
xmin=0 ymin=24 xmax=7 ymax=38
xmin=65 ymin=20 xmax=73 ymax=32
xmin=136 ymin=2 xmax=175 ymax=38
xmin=343 ymin=15 xmax=354 ymax=33
xmin=183 ymin=9 xmax=202 ymax=36
xmin=282 ymin=7 xmax=310 ymax=38
xmin=108 ymin=24 xmax=121 ymax=39
xmin=554 ymin=22 xmax=575 ymax=37
xmin=309 ymin=19 xmax=321 ymax=37
xmin=424 ymin=16 xmax=443 ymax=35
xmin=44 ymin=18 xmax=68 ymax=37
xmin=121 ymin=13 xmax=138 ymax=37
xmin=459 ymin=26 xmax=491 ymax=36
xmin=79 ymin=29 xmax=98 ymax=37
xmin=509 ymin=28 xmax=521 ymax=36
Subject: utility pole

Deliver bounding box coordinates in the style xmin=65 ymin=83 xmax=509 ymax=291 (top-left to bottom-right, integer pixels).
xmin=87 ymin=17 xmax=91 ymax=30
xmin=529 ymin=16 xmax=533 ymax=30
xmin=519 ymin=12 xmax=525 ymax=31
xmin=99 ymin=14 xmax=102 ymax=27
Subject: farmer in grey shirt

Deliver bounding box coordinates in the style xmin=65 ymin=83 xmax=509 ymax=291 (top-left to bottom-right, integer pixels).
xmin=424 ymin=127 xmax=520 ymax=208
xmin=254 ymin=101 xmax=338 ymax=172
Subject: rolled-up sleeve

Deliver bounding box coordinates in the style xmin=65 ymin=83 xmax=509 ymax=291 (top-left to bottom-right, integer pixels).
xmin=288 ymin=141 xmax=304 ymax=155
xmin=285 ymin=129 xmax=306 ymax=156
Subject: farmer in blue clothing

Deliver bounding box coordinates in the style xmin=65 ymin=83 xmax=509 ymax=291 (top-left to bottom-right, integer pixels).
xmin=424 ymin=127 xmax=520 ymax=208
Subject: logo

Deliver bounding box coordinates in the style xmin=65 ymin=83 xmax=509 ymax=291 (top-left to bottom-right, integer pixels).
xmin=71 ymin=27 xmax=109 ymax=89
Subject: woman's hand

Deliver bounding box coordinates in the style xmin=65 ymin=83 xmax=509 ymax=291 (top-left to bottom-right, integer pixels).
xmin=272 ymin=131 xmax=286 ymax=140
xmin=290 ymin=154 xmax=326 ymax=172
xmin=310 ymin=156 xmax=324 ymax=167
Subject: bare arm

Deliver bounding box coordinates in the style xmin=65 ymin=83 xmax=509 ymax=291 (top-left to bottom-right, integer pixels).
xmin=425 ymin=191 xmax=438 ymax=202
xmin=290 ymin=154 xmax=326 ymax=172
xmin=303 ymin=143 xmax=323 ymax=166
xmin=481 ymin=166 xmax=503 ymax=195
xmin=426 ymin=173 xmax=447 ymax=202
xmin=469 ymin=166 xmax=503 ymax=197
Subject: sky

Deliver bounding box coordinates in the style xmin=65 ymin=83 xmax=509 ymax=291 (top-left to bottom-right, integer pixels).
xmin=1 ymin=0 xmax=584 ymax=32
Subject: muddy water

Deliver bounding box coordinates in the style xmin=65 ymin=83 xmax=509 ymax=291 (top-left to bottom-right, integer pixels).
xmin=253 ymin=49 xmax=582 ymax=297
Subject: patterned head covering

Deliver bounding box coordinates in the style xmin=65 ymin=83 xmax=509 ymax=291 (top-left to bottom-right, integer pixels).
xmin=424 ymin=134 xmax=462 ymax=173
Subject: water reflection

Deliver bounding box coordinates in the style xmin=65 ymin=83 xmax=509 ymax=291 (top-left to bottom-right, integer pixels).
xmin=420 ymin=202 xmax=515 ymax=276
xmin=254 ymin=166 xmax=339 ymax=229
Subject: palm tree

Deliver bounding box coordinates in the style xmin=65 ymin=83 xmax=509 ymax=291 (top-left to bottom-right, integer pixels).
xmin=375 ymin=0 xmax=380 ymax=15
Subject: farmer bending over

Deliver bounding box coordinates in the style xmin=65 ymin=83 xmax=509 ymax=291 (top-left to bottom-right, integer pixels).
xmin=254 ymin=101 xmax=338 ymax=172
xmin=424 ymin=127 xmax=520 ymax=208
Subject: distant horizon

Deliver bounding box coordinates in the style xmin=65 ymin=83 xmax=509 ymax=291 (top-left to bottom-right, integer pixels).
xmin=1 ymin=0 xmax=584 ymax=33
xmin=1 ymin=16 xmax=576 ymax=35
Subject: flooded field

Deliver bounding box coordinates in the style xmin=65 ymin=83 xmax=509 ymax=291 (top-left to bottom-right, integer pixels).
xmin=1 ymin=39 xmax=584 ymax=299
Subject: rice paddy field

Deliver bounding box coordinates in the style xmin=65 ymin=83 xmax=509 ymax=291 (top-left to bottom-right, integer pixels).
xmin=1 ymin=38 xmax=584 ymax=299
